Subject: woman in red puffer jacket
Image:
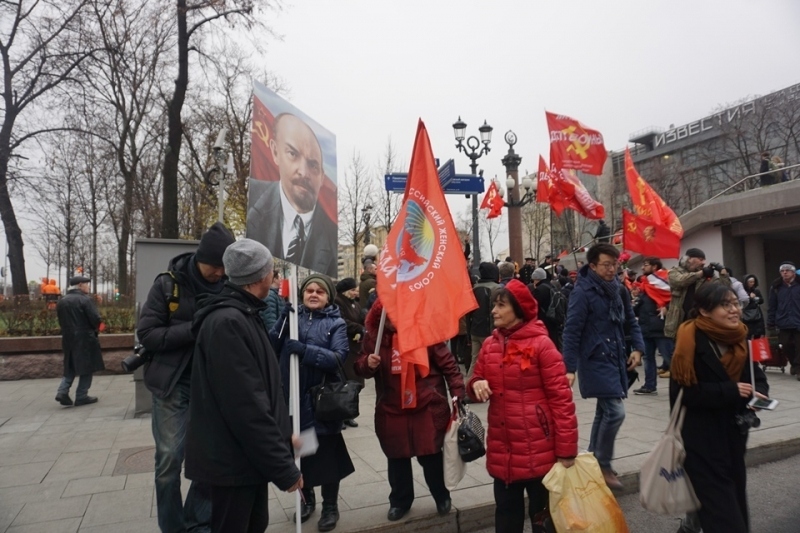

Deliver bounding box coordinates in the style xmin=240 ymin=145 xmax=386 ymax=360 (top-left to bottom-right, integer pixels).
xmin=468 ymin=279 xmax=578 ymax=533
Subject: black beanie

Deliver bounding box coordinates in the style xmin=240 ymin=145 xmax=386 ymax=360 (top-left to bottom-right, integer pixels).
xmin=478 ymin=262 xmax=499 ymax=281
xmin=196 ymin=222 xmax=235 ymax=267
xmin=685 ymin=248 xmax=705 ymax=259
xmin=335 ymin=277 xmax=358 ymax=294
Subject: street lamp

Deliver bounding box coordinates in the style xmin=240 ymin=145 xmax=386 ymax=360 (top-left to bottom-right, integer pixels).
xmin=361 ymin=204 xmax=373 ymax=245
xmin=495 ymin=130 xmax=535 ymax=263
xmin=453 ymin=117 xmax=493 ymax=274
xmin=207 ymin=128 xmax=233 ymax=223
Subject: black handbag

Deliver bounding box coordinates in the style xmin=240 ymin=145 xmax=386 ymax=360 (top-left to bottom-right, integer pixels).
xmin=309 ymin=360 xmax=363 ymax=422
xmin=456 ymin=400 xmax=486 ymax=462
xmin=742 ymin=306 xmax=763 ymax=323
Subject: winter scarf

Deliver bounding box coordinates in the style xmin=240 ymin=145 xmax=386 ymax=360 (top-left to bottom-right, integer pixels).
xmin=671 ymin=316 xmax=748 ymax=386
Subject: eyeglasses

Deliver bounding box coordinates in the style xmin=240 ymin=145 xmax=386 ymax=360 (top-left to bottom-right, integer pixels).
xmin=595 ymin=261 xmax=620 ymax=269
xmin=721 ymin=301 xmax=742 ymax=311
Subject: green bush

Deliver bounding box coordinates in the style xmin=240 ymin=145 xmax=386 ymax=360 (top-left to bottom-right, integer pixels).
xmin=0 ymin=296 xmax=135 ymax=337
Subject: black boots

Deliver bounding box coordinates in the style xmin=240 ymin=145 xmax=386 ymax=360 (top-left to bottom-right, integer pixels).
xmin=317 ymin=483 xmax=340 ymax=532
xmin=293 ymin=487 xmax=315 ymax=523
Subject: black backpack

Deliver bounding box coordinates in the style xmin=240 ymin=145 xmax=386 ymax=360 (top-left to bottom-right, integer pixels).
xmin=545 ymin=286 xmax=568 ymax=324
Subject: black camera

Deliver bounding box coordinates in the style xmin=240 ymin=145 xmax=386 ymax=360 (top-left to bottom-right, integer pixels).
xmin=708 ymin=262 xmax=724 ymax=272
xmin=121 ymin=344 xmax=151 ymax=373
xmin=734 ymin=410 xmax=760 ymax=435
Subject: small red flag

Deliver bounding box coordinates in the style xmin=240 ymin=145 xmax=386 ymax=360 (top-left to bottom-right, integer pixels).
xmin=546 ymin=111 xmax=607 ymax=175
xmin=376 ymin=120 xmax=477 ymax=408
xmin=625 ymin=148 xmax=683 ymax=237
xmin=750 ymin=338 xmax=772 ymax=363
xmin=549 ymin=167 xmax=605 ymax=220
xmin=622 ymin=210 xmax=681 ymax=259
xmin=640 ymin=269 xmax=671 ymax=308
xmin=480 ymin=180 xmax=500 ymax=209
xmin=537 ymin=155 xmax=550 ymax=203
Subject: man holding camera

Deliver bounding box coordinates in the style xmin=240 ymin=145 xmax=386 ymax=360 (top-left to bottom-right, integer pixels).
xmin=137 ymin=222 xmax=235 ymax=533
xmin=665 ymin=248 xmax=730 ymax=340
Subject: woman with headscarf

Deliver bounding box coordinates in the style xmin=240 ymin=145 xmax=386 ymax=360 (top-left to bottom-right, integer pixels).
xmin=355 ymin=299 xmax=465 ymax=522
xmin=333 ymin=277 xmax=364 ymax=428
xmin=271 ymin=275 xmax=354 ymax=532
xmin=670 ymin=283 xmax=769 ymax=533
xmin=742 ymin=275 xmax=765 ymax=339
xmin=469 ymin=280 xmax=578 ymax=533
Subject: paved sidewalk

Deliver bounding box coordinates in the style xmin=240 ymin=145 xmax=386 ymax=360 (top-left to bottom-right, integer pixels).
xmin=1 ymin=368 xmax=800 ymax=532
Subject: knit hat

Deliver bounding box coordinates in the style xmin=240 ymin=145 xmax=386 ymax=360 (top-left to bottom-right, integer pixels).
xmin=504 ymin=279 xmax=538 ymax=321
xmin=685 ymin=248 xmax=706 ymax=259
xmin=69 ymin=275 xmax=90 ymax=286
xmin=779 ymin=261 xmax=796 ymax=272
xmin=301 ymin=274 xmax=336 ymax=301
xmin=335 ymin=277 xmax=357 ymax=293
xmin=196 ymin=222 xmax=235 ymax=267
xmin=531 ymin=268 xmax=547 ymax=280
xmin=478 ymin=262 xmax=499 ymax=281
xmin=222 ymin=239 xmax=273 ymax=286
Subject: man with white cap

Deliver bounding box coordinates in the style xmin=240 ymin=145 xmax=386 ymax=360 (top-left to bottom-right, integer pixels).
xmin=186 ymin=239 xmax=302 ymax=532
xmin=768 ymin=261 xmax=800 ymax=378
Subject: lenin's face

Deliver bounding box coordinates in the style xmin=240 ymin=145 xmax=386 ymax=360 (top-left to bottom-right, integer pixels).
xmin=270 ymin=115 xmax=324 ymax=213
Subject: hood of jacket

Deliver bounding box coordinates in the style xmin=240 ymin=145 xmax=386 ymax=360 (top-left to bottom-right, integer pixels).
xmin=193 ymin=282 xmax=266 ymax=336
xmin=495 ymin=315 xmax=550 ymax=341
xmin=364 ymin=298 xmax=397 ymax=334
xmin=360 ymin=271 xmax=376 ymax=282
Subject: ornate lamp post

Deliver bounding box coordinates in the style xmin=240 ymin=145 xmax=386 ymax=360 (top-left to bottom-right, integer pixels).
xmin=495 ymin=130 xmax=535 ymax=263
xmin=452 ymin=117 xmax=493 ymax=273
xmin=361 ymin=204 xmax=373 ymax=246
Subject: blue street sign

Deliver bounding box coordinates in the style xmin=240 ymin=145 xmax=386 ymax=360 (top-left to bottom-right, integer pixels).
xmin=384 ymin=172 xmax=484 ymax=194
xmin=438 ymin=159 xmax=456 ymax=188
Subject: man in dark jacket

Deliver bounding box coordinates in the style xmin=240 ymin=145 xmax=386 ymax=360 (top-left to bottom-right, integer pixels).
xmin=137 ymin=221 xmax=235 ymax=533
xmin=467 ymin=262 xmax=499 ymax=377
xmin=186 ymin=239 xmax=302 ymax=532
xmin=55 ymin=275 xmax=105 ymax=406
xmin=528 ymin=267 xmax=561 ymax=347
xmin=562 ymin=244 xmax=644 ymax=491
xmin=768 ymin=261 xmax=800 ymax=378
xmin=519 ymin=257 xmax=536 ymax=285
xmin=359 ymin=260 xmax=377 ymax=309
xmin=594 ymin=219 xmax=611 ymax=243
xmin=633 ymin=257 xmax=674 ymax=395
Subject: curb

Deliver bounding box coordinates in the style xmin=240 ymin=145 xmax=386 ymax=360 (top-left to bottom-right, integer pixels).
xmin=342 ymin=437 xmax=800 ymax=533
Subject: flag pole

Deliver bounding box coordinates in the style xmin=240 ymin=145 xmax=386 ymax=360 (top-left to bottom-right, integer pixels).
xmin=288 ymin=264 xmax=301 ymax=533
xmin=748 ymin=339 xmax=756 ymax=395
xmin=373 ymin=308 xmax=388 ymax=356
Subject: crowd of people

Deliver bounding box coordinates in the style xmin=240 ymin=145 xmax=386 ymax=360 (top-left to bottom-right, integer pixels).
xmin=53 ymin=218 xmax=800 ymax=533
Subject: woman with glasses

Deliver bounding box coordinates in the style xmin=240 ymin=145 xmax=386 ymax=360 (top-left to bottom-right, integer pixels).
xmin=469 ymin=280 xmax=578 ymax=533
xmin=670 ymin=283 xmax=769 ymax=533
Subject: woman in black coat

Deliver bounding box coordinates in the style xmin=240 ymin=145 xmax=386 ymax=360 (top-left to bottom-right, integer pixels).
xmin=670 ymin=284 xmax=769 ymax=533
xmin=333 ymin=277 xmax=365 ymax=428
xmin=742 ymin=275 xmax=765 ymax=339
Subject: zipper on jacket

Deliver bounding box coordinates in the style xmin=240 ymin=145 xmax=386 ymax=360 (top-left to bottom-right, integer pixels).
xmin=502 ymin=334 xmax=512 ymax=487
xmin=536 ymin=404 xmax=551 ymax=440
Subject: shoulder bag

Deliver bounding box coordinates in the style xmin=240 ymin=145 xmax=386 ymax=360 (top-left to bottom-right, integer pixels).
xmin=310 ymin=357 xmax=364 ymax=422
xmin=457 ymin=400 xmax=486 ymax=462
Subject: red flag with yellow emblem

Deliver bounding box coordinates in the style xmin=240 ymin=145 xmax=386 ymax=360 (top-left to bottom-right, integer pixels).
xmin=376 ymin=120 xmax=477 ymax=408
xmin=537 ymin=155 xmax=550 ymax=203
xmin=546 ymin=111 xmax=607 ymax=175
xmin=622 ymin=210 xmax=681 ymax=259
xmin=624 ymin=148 xmax=683 ymax=238
xmin=480 ymin=180 xmax=504 ymax=219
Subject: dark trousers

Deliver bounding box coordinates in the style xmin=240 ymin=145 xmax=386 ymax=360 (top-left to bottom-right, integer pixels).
xmin=778 ymin=328 xmax=800 ymax=367
xmin=387 ymin=453 xmax=449 ymax=509
xmin=210 ymin=484 xmax=269 ymax=533
xmin=493 ymin=477 xmax=548 ymax=533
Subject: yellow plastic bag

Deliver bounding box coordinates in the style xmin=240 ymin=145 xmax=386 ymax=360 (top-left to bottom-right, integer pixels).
xmin=542 ymin=453 xmax=629 ymax=533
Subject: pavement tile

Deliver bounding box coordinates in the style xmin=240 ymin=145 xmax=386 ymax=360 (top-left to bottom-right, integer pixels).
xmin=23 ymin=432 xmax=75 ymax=452
xmin=124 ymin=472 xmax=154 ymax=489
xmin=0 ymin=461 xmax=54 ymax=489
xmin=6 ymin=517 xmax=81 ymax=533
xmin=0 ymin=432 xmax=36 ymax=450
xmin=42 ymin=450 xmax=108 ymax=483
xmin=64 ymin=428 xmax=119 ymax=453
xmin=0 ymin=450 xmax=39 ymax=467
xmin=81 ymin=487 xmax=153 ymax=528
xmin=63 ymin=475 xmax=126 ymax=497
xmin=0 ymin=504 xmax=24 ymax=532
xmin=12 ymin=496 xmax=90 ymax=526
xmin=78 ymin=517 xmax=160 ymax=533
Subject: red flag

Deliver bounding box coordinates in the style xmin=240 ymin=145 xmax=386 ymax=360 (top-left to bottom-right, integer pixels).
xmin=750 ymin=338 xmax=772 ymax=363
xmin=537 ymin=155 xmax=550 ymax=203
xmin=546 ymin=111 xmax=607 ymax=175
xmin=376 ymin=120 xmax=478 ymax=408
xmin=557 ymin=250 xmax=569 ymax=259
xmin=480 ymin=180 xmax=505 ymax=219
xmin=549 ymin=166 xmax=605 ymax=220
xmin=622 ymin=210 xmax=681 ymax=259
xmin=640 ymin=269 xmax=671 ymax=308
xmin=624 ymin=148 xmax=683 ymax=237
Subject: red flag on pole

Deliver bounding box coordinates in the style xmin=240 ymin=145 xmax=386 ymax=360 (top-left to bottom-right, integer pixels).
xmin=640 ymin=269 xmax=671 ymax=308
xmin=749 ymin=338 xmax=772 ymax=363
xmin=376 ymin=120 xmax=477 ymax=408
xmin=624 ymin=148 xmax=683 ymax=237
xmin=622 ymin=210 xmax=681 ymax=259
xmin=546 ymin=111 xmax=608 ymax=175
xmin=537 ymin=155 xmax=550 ymax=203
xmin=480 ymin=180 xmax=500 ymax=209
xmin=549 ymin=167 xmax=605 ymax=220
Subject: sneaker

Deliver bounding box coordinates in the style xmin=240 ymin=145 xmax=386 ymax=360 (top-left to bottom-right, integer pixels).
xmin=633 ymin=387 xmax=657 ymax=395
xmin=659 ymin=370 xmax=671 ymax=378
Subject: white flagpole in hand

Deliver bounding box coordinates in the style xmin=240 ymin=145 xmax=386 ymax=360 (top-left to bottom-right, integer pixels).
xmin=288 ymin=265 xmax=301 ymax=533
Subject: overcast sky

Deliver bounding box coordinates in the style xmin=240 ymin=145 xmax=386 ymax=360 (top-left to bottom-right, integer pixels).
xmin=263 ymin=0 xmax=800 ymax=255
xmin=13 ymin=0 xmax=800 ymax=285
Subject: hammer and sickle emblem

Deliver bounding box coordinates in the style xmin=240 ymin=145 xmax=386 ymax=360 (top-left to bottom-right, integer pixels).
xmin=252 ymin=121 xmax=271 ymax=147
xmin=563 ymin=125 xmax=590 ymax=159
xmin=627 ymin=221 xmax=637 ymax=232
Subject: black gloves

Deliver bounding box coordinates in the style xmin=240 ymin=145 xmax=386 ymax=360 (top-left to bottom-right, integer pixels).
xmin=286 ymin=339 xmax=306 ymax=357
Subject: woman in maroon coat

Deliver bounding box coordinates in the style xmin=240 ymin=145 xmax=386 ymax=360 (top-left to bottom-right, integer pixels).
xmin=468 ymin=280 xmax=578 ymax=533
xmin=355 ymin=299 xmax=465 ymax=522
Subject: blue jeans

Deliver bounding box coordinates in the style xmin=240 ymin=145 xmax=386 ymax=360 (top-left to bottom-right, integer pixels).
xmin=152 ymin=374 xmax=211 ymax=533
xmin=57 ymin=372 xmax=92 ymax=401
xmin=643 ymin=337 xmax=674 ymax=390
xmin=588 ymin=398 xmax=625 ymax=470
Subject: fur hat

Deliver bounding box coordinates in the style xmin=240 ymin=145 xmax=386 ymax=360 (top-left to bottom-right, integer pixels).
xmin=335 ymin=277 xmax=357 ymax=293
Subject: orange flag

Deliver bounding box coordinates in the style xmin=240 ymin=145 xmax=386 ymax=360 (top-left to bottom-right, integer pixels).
xmin=625 ymin=148 xmax=683 ymax=237
xmin=546 ymin=111 xmax=608 ymax=175
xmin=622 ymin=209 xmax=681 ymax=259
xmin=376 ymin=120 xmax=478 ymax=408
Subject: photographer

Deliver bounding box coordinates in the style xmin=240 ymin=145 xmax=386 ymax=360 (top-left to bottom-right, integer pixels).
xmin=670 ymin=284 xmax=769 ymax=533
xmin=664 ymin=248 xmax=730 ymax=340
xmin=137 ymin=222 xmax=235 ymax=533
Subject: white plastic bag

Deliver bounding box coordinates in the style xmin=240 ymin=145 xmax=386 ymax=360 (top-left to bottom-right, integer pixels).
xmin=639 ymin=388 xmax=701 ymax=514
xmin=443 ymin=398 xmax=466 ymax=489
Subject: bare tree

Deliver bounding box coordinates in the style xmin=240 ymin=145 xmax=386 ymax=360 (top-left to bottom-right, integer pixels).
xmin=0 ymin=0 xmax=97 ymax=294
xmin=373 ymin=137 xmax=403 ymax=232
xmin=339 ymin=151 xmax=374 ymax=278
xmin=521 ymin=202 xmax=550 ymax=263
xmin=161 ymin=0 xmax=278 ymax=238
xmin=480 ymin=213 xmax=504 ymax=262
